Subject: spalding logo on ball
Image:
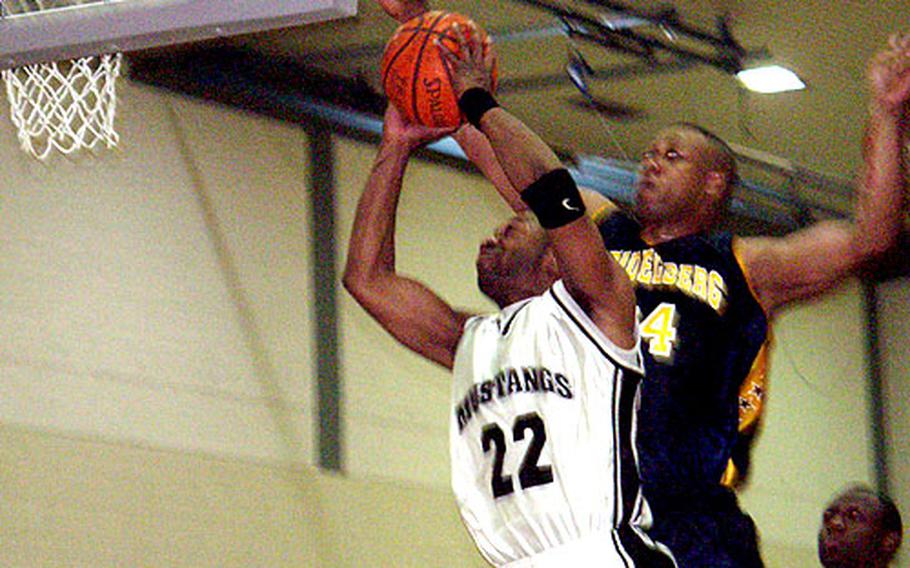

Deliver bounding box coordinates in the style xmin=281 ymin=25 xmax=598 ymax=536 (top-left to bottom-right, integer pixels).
xmin=381 ymin=11 xmax=497 ymax=128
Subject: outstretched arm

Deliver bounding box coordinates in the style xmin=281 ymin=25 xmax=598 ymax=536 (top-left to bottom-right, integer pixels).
xmin=741 ymin=33 xmax=910 ymax=314
xmin=440 ymin=25 xmax=636 ymax=348
xmin=343 ymin=105 xmax=469 ymax=369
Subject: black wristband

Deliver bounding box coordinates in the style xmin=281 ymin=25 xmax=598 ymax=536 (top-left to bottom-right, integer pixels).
xmin=458 ymin=88 xmax=499 ymax=128
xmin=520 ymin=169 xmax=586 ymax=229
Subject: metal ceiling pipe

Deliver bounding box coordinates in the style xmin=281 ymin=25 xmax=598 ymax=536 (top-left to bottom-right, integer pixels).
xmin=510 ymin=0 xmax=746 ymax=73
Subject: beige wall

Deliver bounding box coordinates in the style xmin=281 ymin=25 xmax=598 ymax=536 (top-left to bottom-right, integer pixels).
xmin=0 ymin=82 xmax=315 ymax=466
xmin=0 ymin=79 xmax=901 ymax=566
xmin=877 ymin=278 xmax=910 ymax=568
xmin=742 ymin=280 xmax=877 ymax=566
xmin=0 ymin=424 xmax=318 ymax=567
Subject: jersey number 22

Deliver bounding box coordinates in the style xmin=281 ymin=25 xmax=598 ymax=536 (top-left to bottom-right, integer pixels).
xmin=481 ymin=412 xmax=553 ymax=498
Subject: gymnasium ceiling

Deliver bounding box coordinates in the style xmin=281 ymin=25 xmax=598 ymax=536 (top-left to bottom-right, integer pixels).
xmin=131 ymin=0 xmax=910 ymax=227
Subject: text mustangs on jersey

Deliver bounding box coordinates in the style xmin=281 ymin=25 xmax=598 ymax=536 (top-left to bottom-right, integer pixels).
xmin=455 ymin=366 xmax=574 ymax=432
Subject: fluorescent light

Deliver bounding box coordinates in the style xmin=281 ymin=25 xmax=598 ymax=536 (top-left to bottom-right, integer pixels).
xmin=736 ymin=64 xmax=805 ymax=94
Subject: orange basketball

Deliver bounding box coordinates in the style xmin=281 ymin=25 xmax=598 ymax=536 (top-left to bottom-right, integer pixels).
xmin=381 ymin=11 xmax=496 ymax=128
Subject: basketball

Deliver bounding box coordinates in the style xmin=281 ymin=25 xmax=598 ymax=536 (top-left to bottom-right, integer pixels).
xmin=381 ymin=11 xmax=496 ymax=128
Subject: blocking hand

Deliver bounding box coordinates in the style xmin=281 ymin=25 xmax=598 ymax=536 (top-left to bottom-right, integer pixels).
xmin=868 ymin=33 xmax=910 ymax=117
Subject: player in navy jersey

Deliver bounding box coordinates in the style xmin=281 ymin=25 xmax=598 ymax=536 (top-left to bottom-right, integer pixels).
xmin=593 ymin=185 xmax=770 ymax=566
xmin=583 ymin=40 xmax=910 ymax=560
xmin=508 ymin=43 xmax=908 ymax=566
xmin=344 ymin=26 xmax=675 ymax=564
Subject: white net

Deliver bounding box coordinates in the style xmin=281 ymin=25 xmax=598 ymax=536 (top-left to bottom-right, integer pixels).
xmin=2 ymin=53 xmax=122 ymax=160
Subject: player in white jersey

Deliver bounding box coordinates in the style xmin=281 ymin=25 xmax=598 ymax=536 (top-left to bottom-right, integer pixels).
xmin=451 ymin=280 xmax=674 ymax=566
xmin=344 ymin=21 xmax=674 ymax=567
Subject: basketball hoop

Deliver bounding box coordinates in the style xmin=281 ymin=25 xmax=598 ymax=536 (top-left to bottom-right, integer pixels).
xmin=2 ymin=53 xmax=122 ymax=160
xmin=0 ymin=0 xmax=356 ymax=159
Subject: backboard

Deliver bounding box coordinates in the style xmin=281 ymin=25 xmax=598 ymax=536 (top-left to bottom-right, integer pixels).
xmin=0 ymin=0 xmax=359 ymax=70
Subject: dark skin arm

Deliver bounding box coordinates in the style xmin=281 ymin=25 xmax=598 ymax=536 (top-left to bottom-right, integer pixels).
xmin=741 ymin=33 xmax=910 ymax=314
xmin=439 ymin=25 xmax=636 ymax=348
xmin=342 ymin=105 xmax=469 ymax=369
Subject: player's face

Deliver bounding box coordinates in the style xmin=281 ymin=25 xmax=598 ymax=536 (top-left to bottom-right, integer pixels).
xmin=634 ymin=127 xmax=716 ymax=225
xmin=476 ymin=213 xmax=548 ymax=299
xmin=818 ymin=491 xmax=886 ymax=567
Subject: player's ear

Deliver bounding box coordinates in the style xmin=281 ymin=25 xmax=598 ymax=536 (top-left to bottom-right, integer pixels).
xmin=543 ymin=247 xmax=562 ymax=282
xmin=705 ymin=170 xmax=726 ymax=198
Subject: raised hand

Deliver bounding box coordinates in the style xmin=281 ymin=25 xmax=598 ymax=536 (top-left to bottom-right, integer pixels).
xmin=868 ymin=33 xmax=910 ymax=117
xmin=376 ymin=0 xmax=429 ymax=23
xmin=437 ymin=23 xmax=497 ymax=100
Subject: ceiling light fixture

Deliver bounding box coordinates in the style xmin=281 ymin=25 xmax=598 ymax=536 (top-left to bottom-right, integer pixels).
xmin=736 ymin=64 xmax=806 ymax=93
xmin=514 ymin=0 xmax=805 ymax=94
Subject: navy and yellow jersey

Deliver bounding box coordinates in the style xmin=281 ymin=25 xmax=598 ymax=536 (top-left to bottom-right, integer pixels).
xmin=595 ymin=210 xmax=771 ymax=507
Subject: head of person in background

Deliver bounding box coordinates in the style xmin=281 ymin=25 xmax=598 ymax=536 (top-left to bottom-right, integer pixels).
xmin=818 ymin=484 xmax=903 ymax=567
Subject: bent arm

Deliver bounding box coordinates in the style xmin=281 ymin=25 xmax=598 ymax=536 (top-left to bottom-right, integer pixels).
xmin=739 ymin=221 xmax=866 ymax=312
xmin=343 ymin=109 xmax=470 ymax=369
xmin=743 ymin=35 xmax=909 ymax=314
xmin=441 ymin=28 xmax=635 ymax=347
xmin=482 ymin=107 xmax=635 ymax=347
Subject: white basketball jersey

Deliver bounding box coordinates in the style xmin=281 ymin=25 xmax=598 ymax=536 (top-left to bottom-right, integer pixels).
xmin=450 ymin=280 xmax=675 ymax=567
